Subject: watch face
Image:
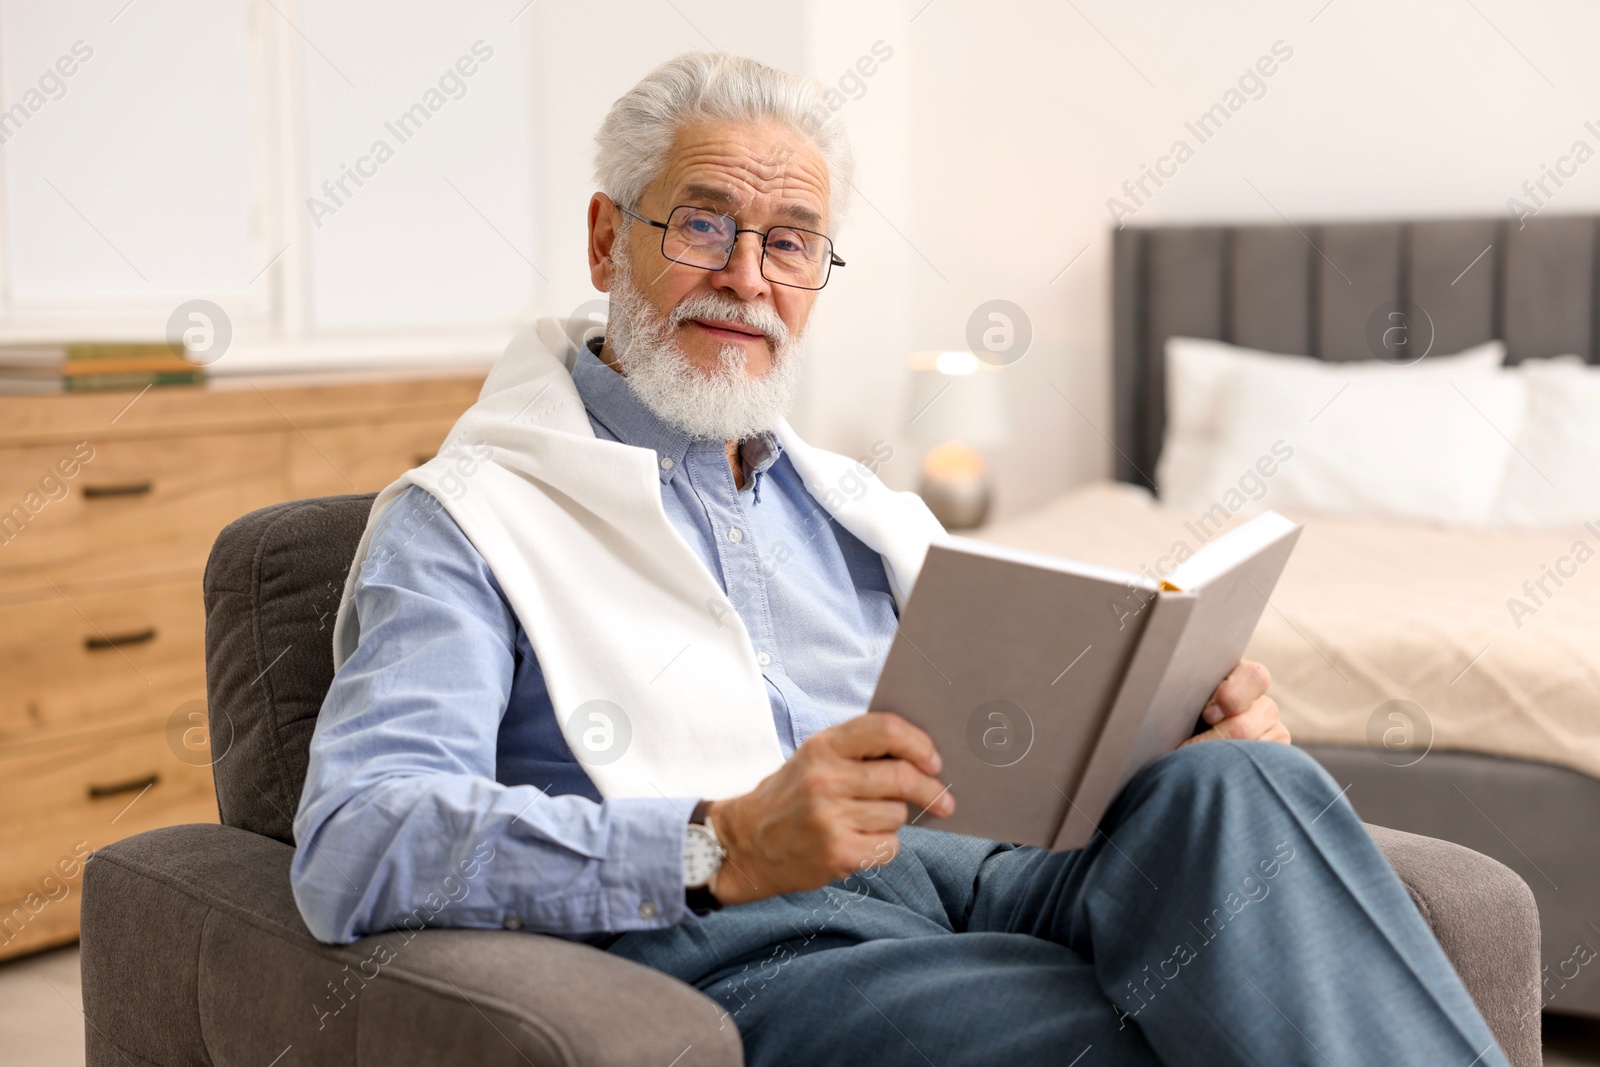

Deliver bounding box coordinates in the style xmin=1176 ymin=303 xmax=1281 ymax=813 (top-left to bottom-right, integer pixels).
xmin=684 ymin=824 xmax=723 ymax=887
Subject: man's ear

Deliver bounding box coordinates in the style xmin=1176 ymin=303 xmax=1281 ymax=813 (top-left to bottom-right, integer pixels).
xmin=588 ymin=193 xmax=618 ymax=292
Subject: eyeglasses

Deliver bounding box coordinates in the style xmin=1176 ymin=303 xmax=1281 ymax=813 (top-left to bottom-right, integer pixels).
xmin=617 ymin=203 xmax=845 ymax=291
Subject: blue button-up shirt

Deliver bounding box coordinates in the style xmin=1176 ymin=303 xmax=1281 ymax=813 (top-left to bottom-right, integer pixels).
xmin=292 ymin=341 xmax=901 ymax=943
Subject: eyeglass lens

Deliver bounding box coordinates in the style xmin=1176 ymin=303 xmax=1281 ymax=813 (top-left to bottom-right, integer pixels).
xmin=661 ymin=206 xmax=832 ymax=288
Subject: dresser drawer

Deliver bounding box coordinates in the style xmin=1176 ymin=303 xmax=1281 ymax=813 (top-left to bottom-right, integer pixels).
xmin=0 ymin=577 xmax=206 ymax=747
xmin=0 ymin=431 xmax=288 ymax=594
xmin=287 ymin=415 xmax=460 ymax=498
xmin=0 ymin=724 xmax=217 ymax=959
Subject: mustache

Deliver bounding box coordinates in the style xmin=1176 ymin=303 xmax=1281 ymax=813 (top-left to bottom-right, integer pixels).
xmin=669 ymin=292 xmax=789 ymax=347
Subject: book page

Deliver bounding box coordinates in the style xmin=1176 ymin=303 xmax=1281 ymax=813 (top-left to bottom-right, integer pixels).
xmin=938 ymin=534 xmax=1160 ymax=592
xmin=1164 ymin=510 xmax=1299 ymax=591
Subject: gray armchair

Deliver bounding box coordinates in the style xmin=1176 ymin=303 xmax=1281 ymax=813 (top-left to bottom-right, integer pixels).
xmin=80 ymin=494 xmax=1543 ymax=1066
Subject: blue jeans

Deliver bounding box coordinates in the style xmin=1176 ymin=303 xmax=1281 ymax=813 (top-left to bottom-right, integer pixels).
xmin=609 ymin=741 xmax=1508 ymax=1066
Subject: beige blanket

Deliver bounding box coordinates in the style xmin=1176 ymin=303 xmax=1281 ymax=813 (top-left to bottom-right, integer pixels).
xmin=977 ymin=482 xmax=1600 ymax=780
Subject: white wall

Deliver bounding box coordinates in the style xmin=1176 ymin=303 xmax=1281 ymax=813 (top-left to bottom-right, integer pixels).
xmin=793 ymin=2 xmax=915 ymax=473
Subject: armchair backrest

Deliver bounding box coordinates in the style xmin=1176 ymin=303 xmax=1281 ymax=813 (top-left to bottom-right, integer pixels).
xmin=203 ymin=494 xmax=377 ymax=844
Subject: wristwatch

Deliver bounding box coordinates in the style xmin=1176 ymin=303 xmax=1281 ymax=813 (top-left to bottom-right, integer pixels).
xmin=684 ymin=800 xmax=725 ymax=915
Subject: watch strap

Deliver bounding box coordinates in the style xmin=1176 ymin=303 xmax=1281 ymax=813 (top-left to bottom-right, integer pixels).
xmin=690 ymin=799 xmax=715 ymax=827
xmin=686 ymin=884 xmax=722 ymax=916
xmin=686 ymin=800 xmax=723 ymax=915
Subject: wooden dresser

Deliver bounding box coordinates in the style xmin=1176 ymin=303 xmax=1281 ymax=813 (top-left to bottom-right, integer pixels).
xmin=0 ymin=367 xmax=487 ymax=959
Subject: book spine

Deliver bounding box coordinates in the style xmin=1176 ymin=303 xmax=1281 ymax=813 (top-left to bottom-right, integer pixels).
xmin=62 ymin=357 xmax=198 ymax=377
xmin=64 ymin=343 xmax=182 ymax=362
xmin=62 ymin=371 xmax=205 ymax=392
xmin=1050 ymin=592 xmax=1199 ymax=852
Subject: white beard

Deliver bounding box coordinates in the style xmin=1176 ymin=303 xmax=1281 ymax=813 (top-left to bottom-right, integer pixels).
xmin=604 ymin=247 xmax=804 ymax=441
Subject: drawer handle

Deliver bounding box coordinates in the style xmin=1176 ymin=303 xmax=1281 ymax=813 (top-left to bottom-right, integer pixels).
xmin=88 ymin=773 xmax=159 ymax=799
xmin=85 ymin=628 xmax=157 ymax=651
xmin=83 ymin=481 xmax=153 ymax=499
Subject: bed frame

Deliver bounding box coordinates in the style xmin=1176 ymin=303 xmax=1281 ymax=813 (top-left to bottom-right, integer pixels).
xmin=1111 ymin=214 xmax=1600 ymax=1019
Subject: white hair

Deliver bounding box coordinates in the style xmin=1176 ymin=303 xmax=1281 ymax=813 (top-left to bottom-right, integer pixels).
xmin=594 ymin=52 xmax=853 ymax=231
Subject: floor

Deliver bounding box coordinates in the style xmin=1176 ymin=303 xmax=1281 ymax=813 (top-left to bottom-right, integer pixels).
xmin=1 ymin=946 xmax=87 ymax=1067
xmin=2 ymin=944 xmax=1600 ymax=1065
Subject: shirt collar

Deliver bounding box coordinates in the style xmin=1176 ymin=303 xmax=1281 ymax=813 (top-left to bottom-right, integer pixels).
xmin=570 ymin=335 xmax=784 ymax=488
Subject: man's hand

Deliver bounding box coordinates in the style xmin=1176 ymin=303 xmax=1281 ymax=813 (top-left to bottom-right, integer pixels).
xmin=705 ymin=712 xmax=954 ymax=906
xmin=1180 ymin=660 xmax=1291 ymax=747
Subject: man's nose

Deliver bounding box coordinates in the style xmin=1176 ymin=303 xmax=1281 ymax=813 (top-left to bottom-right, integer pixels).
xmin=711 ymin=231 xmax=770 ymax=302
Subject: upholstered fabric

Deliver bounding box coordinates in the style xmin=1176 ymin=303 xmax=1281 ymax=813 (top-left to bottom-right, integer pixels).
xmin=81 ymin=824 xmax=741 ymax=1066
xmin=1112 ymin=215 xmax=1600 ymax=486
xmin=203 ymin=494 xmax=378 ymax=844
xmin=1366 ymin=824 xmax=1542 ymax=1067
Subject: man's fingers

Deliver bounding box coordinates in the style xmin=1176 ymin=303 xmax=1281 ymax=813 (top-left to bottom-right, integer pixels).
xmin=849 ymin=759 xmax=954 ymax=817
xmin=1204 ymin=660 xmax=1272 ymax=723
xmin=841 ymin=800 xmax=912 ymax=833
xmin=831 ymin=711 xmax=943 ymax=776
xmin=1182 ymin=694 xmax=1292 ymax=748
xmin=1210 ymin=695 xmax=1280 ymax=741
xmin=848 ymin=832 xmax=902 ymax=871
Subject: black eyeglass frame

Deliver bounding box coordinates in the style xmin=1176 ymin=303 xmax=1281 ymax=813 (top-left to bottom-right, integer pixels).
xmin=617 ymin=203 xmax=846 ymax=291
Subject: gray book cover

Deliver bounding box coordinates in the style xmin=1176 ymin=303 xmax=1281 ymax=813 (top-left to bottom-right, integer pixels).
xmin=873 ymin=512 xmax=1301 ymax=850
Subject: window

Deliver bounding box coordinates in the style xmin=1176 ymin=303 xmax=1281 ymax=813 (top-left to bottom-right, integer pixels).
xmin=0 ymin=0 xmax=539 ymax=366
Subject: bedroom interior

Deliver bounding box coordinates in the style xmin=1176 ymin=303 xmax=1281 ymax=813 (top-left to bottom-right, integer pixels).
xmin=982 ymin=213 xmax=1600 ymax=1028
xmin=4 ymin=1 xmax=1600 ymax=1065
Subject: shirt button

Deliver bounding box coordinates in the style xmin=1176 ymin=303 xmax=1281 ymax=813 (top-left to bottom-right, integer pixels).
xmin=756 ymin=651 xmax=772 ymax=667
xmin=638 ymin=900 xmax=659 ymax=920
xmin=659 ymin=455 xmax=674 ymax=471
xmin=503 ymin=914 xmax=523 ymax=931
xmin=727 ymin=528 xmax=743 ymax=543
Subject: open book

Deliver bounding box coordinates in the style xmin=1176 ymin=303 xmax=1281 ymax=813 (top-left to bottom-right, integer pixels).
xmin=869 ymin=511 xmax=1302 ymax=851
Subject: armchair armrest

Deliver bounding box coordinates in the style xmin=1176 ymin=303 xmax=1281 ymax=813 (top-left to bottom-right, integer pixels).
xmin=80 ymin=824 xmax=742 ymax=1067
xmin=1368 ymin=823 xmax=1541 ymax=1067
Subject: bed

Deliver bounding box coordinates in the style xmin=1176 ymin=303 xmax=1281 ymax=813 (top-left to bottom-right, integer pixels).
xmin=980 ymin=215 xmax=1600 ymax=1019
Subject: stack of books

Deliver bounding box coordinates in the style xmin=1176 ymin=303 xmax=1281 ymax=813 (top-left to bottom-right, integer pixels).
xmin=0 ymin=343 xmax=206 ymax=393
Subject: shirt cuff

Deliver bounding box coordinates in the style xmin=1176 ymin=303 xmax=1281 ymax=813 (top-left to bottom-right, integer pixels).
xmin=595 ymin=797 xmax=699 ymax=930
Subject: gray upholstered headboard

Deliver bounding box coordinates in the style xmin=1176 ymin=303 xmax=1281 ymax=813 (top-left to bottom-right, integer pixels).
xmin=1111 ymin=215 xmax=1600 ymax=489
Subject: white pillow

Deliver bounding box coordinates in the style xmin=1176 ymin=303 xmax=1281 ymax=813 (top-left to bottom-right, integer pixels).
xmin=1159 ymin=337 xmax=1520 ymax=526
xmin=1493 ymin=356 xmax=1600 ymax=527
xmin=1158 ymin=338 xmax=1507 ymax=503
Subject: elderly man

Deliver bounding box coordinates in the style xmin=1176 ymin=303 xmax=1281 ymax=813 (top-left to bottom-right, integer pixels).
xmin=294 ymin=53 xmax=1508 ymax=1066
